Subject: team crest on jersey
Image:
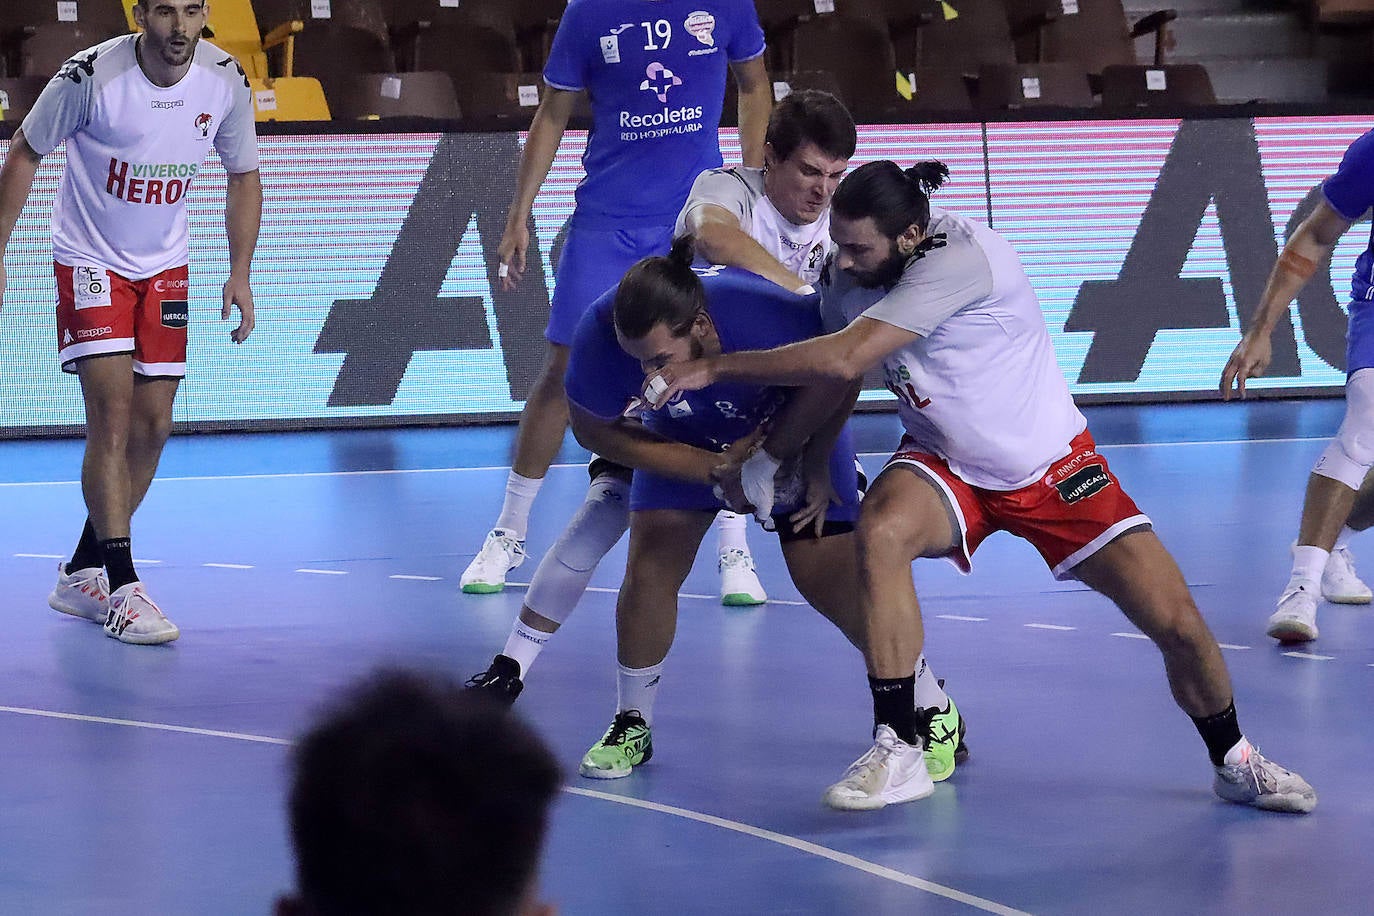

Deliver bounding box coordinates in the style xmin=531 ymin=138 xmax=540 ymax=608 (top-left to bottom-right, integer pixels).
xmin=685 ymin=11 xmax=716 ymax=46
xmin=195 ymin=112 xmax=213 ymax=137
xmin=640 ymin=62 xmax=683 ymax=103
xmin=807 ymin=244 xmax=825 ymax=270
xmin=600 ymin=24 xmax=633 ymax=64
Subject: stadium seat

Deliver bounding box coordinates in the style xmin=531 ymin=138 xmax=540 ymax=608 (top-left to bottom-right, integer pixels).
xmin=895 ymin=65 xmax=975 ymax=111
xmin=9 ymin=22 xmax=116 ymax=78
xmin=884 ymin=0 xmax=1017 ymax=77
xmin=248 ymin=75 xmax=331 ymax=119
xmin=254 ymin=0 xmax=395 ymax=105
xmin=388 ymin=0 xmax=519 ymax=78
xmin=0 ymin=75 xmax=49 ymax=122
xmin=977 ymin=62 xmax=1093 ymax=107
xmin=511 ymin=0 xmax=564 ymax=72
xmin=3 ymin=0 xmax=128 ymax=35
xmin=332 ymin=70 xmax=460 ymax=119
xmin=1007 ymin=0 xmax=1178 ymax=75
xmin=789 ymin=7 xmax=908 ymax=121
xmin=1098 ymin=63 xmax=1215 ymax=105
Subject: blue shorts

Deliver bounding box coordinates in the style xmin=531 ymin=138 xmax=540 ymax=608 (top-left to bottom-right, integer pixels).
xmin=1348 ymin=300 xmax=1374 ymax=376
xmin=628 ymin=427 xmax=861 ymax=528
xmin=546 ymin=223 xmax=676 ymax=346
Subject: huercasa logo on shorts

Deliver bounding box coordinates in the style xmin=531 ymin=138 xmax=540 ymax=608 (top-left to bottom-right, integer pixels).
xmin=75 ymin=325 xmax=113 ymax=339
xmin=152 ymin=99 xmax=185 ymax=109
xmin=106 ymin=158 xmax=197 ymax=204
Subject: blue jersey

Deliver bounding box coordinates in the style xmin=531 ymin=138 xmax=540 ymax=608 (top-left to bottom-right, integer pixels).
xmin=543 ymin=0 xmax=765 ymax=229
xmin=565 ymin=267 xmax=824 ymax=452
xmin=1322 ymin=128 xmax=1374 ymax=303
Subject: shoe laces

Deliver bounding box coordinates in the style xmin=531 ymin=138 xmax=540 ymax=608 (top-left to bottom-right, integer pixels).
xmin=847 ymin=727 xmax=908 ymax=776
xmin=1331 ymin=545 xmax=1359 ymax=576
xmin=604 ymin=710 xmax=646 ymax=745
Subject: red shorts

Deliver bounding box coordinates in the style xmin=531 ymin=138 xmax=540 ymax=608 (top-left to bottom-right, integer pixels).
xmin=55 ymin=261 xmax=190 ymax=376
xmin=886 ymin=429 xmax=1151 ymax=580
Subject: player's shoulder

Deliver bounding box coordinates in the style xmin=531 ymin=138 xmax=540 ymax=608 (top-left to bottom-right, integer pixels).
xmin=51 ymin=33 xmax=137 ymax=85
xmin=190 ymin=40 xmax=252 ymax=93
xmin=1339 ymin=128 xmax=1374 ymax=169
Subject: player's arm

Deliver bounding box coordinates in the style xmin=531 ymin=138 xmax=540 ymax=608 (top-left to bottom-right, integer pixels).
xmin=686 ymin=202 xmax=808 ymax=291
xmin=730 ymin=55 xmax=771 ymax=169
xmin=0 ymin=130 xmax=43 ymax=311
xmin=222 ymin=168 xmax=261 ymax=344
xmin=645 ymin=315 xmax=916 ymax=406
xmin=1220 ymin=199 xmax=1352 ymax=399
xmin=568 ymin=402 xmax=723 ymax=485
xmin=498 ymin=87 xmax=579 ymax=290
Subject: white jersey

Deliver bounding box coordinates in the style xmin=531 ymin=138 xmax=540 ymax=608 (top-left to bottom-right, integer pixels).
xmin=675 ymin=167 xmax=832 ymax=286
xmin=821 ymin=208 xmax=1086 ymax=491
xmin=21 ymin=35 xmax=258 ymax=280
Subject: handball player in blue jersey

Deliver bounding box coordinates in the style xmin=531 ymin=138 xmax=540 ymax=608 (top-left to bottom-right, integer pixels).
xmin=461 ymin=0 xmax=774 ymax=598
xmin=552 ymin=238 xmax=961 ymax=785
xmin=1223 ymin=128 xmax=1374 ymax=643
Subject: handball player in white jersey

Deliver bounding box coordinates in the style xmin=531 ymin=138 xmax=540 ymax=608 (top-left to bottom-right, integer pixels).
xmin=644 ymin=159 xmax=1317 ymax=814
xmin=0 ymin=0 xmax=261 ymax=644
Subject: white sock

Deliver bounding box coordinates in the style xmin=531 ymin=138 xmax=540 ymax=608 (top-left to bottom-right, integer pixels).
xmin=1335 ymin=527 xmax=1356 ymax=551
xmin=913 ymin=654 xmax=949 ymax=710
xmin=494 ymin=471 xmax=542 ymax=540
xmin=502 ymin=620 xmax=551 ymax=676
xmin=1222 ymin=736 xmax=1252 ymax=767
xmin=617 ymin=661 xmax=665 ymax=725
xmin=1290 ymin=545 xmax=1329 ymax=587
xmin=716 ymin=511 xmax=750 ymax=555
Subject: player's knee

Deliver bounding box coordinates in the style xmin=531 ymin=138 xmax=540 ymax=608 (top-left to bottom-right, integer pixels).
xmin=857 ymin=504 xmax=923 ymax=564
xmin=1314 ymin=422 xmax=1374 ymax=489
xmin=550 ymin=477 xmax=630 ymax=572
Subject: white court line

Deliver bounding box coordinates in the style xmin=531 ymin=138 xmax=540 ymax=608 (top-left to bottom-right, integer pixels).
xmin=133 ymin=559 xmax=162 ymax=565
xmin=1025 ymin=623 xmax=1075 ymax=631
xmin=295 ymin=568 xmax=348 ymax=576
xmin=0 ymin=436 xmax=1333 ymax=489
xmin=0 ymin=705 xmax=292 ymax=746
xmin=204 ymin=563 xmax=254 ymax=569
xmin=1111 ymin=632 xmax=1150 ymax=640
xmin=505 ymin=581 xmax=811 ymax=607
xmin=14 ymin=553 xmax=63 ymax=559
xmin=1218 ymin=644 xmax=1252 ymax=651
xmin=391 ymin=574 xmax=443 ymax=581
xmin=563 ymin=787 xmax=1031 ymax=916
xmin=1283 ymin=651 xmax=1335 ymax=661
xmin=937 ymin=614 xmax=988 ymax=622
xmin=0 ymin=704 xmax=1029 ymax=914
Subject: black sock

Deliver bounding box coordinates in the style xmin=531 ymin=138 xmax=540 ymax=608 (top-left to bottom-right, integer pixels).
xmin=66 ymin=519 xmax=102 ymax=575
xmin=1191 ymin=700 xmax=1243 ymax=767
xmin=869 ymin=674 xmax=918 ymax=745
xmin=100 ymin=537 xmax=138 ymax=592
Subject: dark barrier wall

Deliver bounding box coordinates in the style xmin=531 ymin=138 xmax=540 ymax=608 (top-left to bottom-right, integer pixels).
xmin=0 ymin=116 xmax=1368 ymax=436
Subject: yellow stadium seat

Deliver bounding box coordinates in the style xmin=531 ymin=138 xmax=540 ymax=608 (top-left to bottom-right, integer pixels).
xmin=248 ymin=76 xmax=331 ymax=120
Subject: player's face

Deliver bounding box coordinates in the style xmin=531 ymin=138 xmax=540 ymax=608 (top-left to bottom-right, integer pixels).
xmin=135 ymin=0 xmax=206 ymax=69
xmin=831 ymin=215 xmax=907 ymax=289
xmin=618 ymin=311 xmax=718 ymax=374
xmin=764 ymin=141 xmax=849 ymax=226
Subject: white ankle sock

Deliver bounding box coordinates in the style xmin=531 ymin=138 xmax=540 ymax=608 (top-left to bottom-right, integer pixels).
xmin=617 ymin=662 xmax=665 ymax=725
xmin=495 ymin=471 xmax=543 ymax=540
xmin=1290 ymin=545 xmax=1329 ymax=587
xmin=502 ymin=620 xmax=552 ymax=675
xmin=716 ymin=511 xmax=750 ymax=555
xmin=913 ymin=654 xmax=949 ymax=710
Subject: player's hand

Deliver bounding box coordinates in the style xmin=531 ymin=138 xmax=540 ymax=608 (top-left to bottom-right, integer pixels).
xmin=789 ymin=462 xmax=837 ymax=539
xmin=643 ymin=358 xmax=717 ymax=409
xmin=222 ymin=273 xmax=255 ymax=344
xmin=1220 ymin=331 xmax=1272 ymax=400
xmin=497 ymin=223 xmax=529 ymax=292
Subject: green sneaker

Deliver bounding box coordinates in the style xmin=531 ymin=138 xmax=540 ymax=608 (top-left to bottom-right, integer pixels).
xmin=922 ymin=696 xmax=967 ymax=782
xmin=579 ymin=710 xmax=653 ymax=779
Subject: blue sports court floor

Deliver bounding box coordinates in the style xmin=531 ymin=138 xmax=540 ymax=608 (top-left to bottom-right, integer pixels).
xmin=1 ymin=400 xmax=1370 ymax=915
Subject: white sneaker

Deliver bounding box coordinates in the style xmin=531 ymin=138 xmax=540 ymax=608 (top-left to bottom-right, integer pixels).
xmin=1266 ymin=582 xmax=1319 ymax=643
xmin=823 ymin=725 xmax=935 ymax=811
xmin=719 ymin=548 xmax=767 ymax=606
xmin=47 ymin=563 xmax=109 ymax=623
xmin=1212 ymin=741 xmax=1317 ymax=814
xmin=104 ymin=582 xmax=179 ymax=645
xmin=1321 ymin=545 xmax=1372 ymax=604
xmin=460 ymin=529 xmax=527 ymax=594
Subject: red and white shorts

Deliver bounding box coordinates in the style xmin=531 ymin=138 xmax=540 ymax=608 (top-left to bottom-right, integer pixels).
xmin=55 ymin=261 xmax=190 ymax=377
xmin=886 ymin=429 xmax=1151 ymax=580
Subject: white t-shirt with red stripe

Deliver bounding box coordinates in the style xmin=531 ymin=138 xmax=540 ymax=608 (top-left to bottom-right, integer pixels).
xmin=821 ymin=208 xmax=1087 ymax=491
xmin=21 ymin=34 xmax=258 ymax=280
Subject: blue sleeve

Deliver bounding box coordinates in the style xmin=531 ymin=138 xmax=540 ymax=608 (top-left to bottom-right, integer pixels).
xmin=564 ymin=299 xmax=643 ymax=421
xmin=543 ymin=0 xmax=588 ymax=91
xmin=726 ymin=0 xmax=766 ymax=63
xmin=1323 ymin=130 xmax=1374 ymax=222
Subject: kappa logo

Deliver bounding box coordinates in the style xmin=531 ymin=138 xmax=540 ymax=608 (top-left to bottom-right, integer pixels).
xmin=640 ymin=62 xmax=682 ymax=103
xmin=1054 ymin=464 xmax=1111 ymax=504
xmin=75 ymin=325 xmax=113 ymax=340
xmin=62 ymin=329 xmax=74 ymax=345
xmin=152 ymin=99 xmax=185 ymax=110
xmin=194 ymin=112 xmax=213 ymax=137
